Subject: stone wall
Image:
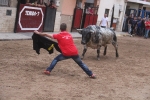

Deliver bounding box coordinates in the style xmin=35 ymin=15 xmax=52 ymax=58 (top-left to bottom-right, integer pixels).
xmin=9 ymin=0 xmax=17 ymax=7
xmin=0 ymin=7 xmax=17 ymax=32
xmin=60 ymin=14 xmax=73 ymax=32
xmin=54 ymin=12 xmax=61 ymax=32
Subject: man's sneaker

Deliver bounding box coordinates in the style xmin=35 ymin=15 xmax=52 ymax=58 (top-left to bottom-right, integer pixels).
xmin=90 ymin=74 xmax=96 ymax=79
xmin=44 ymin=70 xmax=50 ymax=75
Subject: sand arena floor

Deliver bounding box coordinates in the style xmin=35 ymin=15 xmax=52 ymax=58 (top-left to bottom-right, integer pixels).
xmin=0 ymin=36 xmax=150 ymax=100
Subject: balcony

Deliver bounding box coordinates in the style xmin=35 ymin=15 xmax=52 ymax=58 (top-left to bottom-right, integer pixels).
xmin=127 ymin=0 xmax=150 ymax=6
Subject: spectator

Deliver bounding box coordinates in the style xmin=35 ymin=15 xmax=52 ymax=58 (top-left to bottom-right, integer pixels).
xmin=25 ymin=0 xmax=47 ymax=7
xmin=124 ymin=15 xmax=129 ymax=32
xmin=141 ymin=17 xmax=146 ymax=36
xmin=27 ymin=0 xmax=36 ymax=4
xmin=130 ymin=16 xmax=137 ymax=37
xmin=43 ymin=0 xmax=57 ymax=8
xmin=122 ymin=14 xmax=128 ymax=32
xmin=127 ymin=14 xmax=133 ymax=35
xmin=86 ymin=7 xmax=91 ymax=14
xmin=48 ymin=0 xmax=57 ymax=8
xmin=144 ymin=18 xmax=150 ymax=39
xmin=36 ymin=0 xmax=48 ymax=7
xmin=90 ymin=7 xmax=95 ymax=15
xmin=136 ymin=17 xmax=142 ymax=36
xmin=99 ymin=14 xmax=108 ymax=28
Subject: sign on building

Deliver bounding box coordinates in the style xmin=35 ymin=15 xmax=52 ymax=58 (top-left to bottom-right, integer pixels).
xmin=16 ymin=4 xmax=46 ymax=32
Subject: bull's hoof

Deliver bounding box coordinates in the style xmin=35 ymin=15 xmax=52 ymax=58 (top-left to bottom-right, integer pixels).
xmin=97 ymin=58 xmax=100 ymax=60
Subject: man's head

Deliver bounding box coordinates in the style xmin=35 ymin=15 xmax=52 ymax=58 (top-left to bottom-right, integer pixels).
xmin=104 ymin=14 xmax=107 ymax=18
xmin=138 ymin=16 xmax=141 ymax=19
xmin=60 ymin=23 xmax=67 ymax=31
xmin=134 ymin=16 xmax=137 ymax=20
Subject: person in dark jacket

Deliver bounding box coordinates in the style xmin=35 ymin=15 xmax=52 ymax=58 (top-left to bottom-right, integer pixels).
xmin=136 ymin=16 xmax=142 ymax=36
xmin=34 ymin=23 xmax=96 ymax=79
xmin=141 ymin=17 xmax=146 ymax=36
xmin=130 ymin=16 xmax=137 ymax=37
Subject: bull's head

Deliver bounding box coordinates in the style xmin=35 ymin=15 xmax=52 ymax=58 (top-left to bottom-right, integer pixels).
xmin=77 ymin=28 xmax=94 ymax=45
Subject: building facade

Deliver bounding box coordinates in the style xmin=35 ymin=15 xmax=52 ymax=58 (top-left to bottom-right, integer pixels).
xmin=97 ymin=0 xmax=150 ymax=31
xmin=0 ymin=0 xmax=17 ymax=32
xmin=0 ymin=0 xmax=99 ymax=33
xmin=1 ymin=0 xmax=150 ymax=33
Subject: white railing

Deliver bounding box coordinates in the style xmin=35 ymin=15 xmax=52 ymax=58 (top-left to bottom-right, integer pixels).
xmin=128 ymin=0 xmax=150 ymax=4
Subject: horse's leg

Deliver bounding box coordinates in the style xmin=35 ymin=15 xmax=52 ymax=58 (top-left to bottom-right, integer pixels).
xmin=81 ymin=45 xmax=88 ymax=59
xmin=103 ymin=45 xmax=107 ymax=56
xmin=112 ymin=42 xmax=119 ymax=57
xmin=97 ymin=45 xmax=101 ymax=60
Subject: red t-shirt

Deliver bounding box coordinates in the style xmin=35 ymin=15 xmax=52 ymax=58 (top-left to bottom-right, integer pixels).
xmin=145 ymin=21 xmax=150 ymax=29
xmin=53 ymin=31 xmax=78 ymax=56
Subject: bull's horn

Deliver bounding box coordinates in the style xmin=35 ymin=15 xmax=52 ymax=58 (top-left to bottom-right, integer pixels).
xmin=76 ymin=29 xmax=83 ymax=31
xmin=76 ymin=29 xmax=83 ymax=34
xmin=90 ymin=30 xmax=95 ymax=33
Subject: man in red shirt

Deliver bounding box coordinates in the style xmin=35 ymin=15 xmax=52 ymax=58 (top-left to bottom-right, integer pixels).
xmin=144 ymin=18 xmax=150 ymax=39
xmin=34 ymin=23 xmax=96 ymax=79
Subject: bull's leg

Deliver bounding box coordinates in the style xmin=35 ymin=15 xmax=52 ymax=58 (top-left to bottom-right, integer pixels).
xmin=112 ymin=42 xmax=119 ymax=57
xmin=103 ymin=46 xmax=107 ymax=56
xmin=81 ymin=45 xmax=88 ymax=59
xmin=97 ymin=46 xmax=101 ymax=60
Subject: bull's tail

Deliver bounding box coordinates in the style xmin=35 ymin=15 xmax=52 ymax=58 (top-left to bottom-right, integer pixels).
xmin=111 ymin=30 xmax=119 ymax=58
xmin=110 ymin=29 xmax=117 ymax=42
xmin=113 ymin=33 xmax=117 ymax=42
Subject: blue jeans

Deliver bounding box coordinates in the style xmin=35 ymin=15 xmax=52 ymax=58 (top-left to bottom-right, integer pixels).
xmin=46 ymin=54 xmax=93 ymax=76
xmin=144 ymin=29 xmax=150 ymax=38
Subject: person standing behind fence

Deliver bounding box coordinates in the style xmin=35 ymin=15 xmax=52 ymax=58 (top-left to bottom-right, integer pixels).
xmin=127 ymin=14 xmax=133 ymax=35
xmin=130 ymin=16 xmax=137 ymax=37
xmin=141 ymin=17 xmax=146 ymax=36
xmin=144 ymin=18 xmax=150 ymax=39
xmin=122 ymin=14 xmax=128 ymax=32
xmin=99 ymin=14 xmax=108 ymax=28
xmin=44 ymin=0 xmax=57 ymax=8
xmin=136 ymin=17 xmax=142 ymax=36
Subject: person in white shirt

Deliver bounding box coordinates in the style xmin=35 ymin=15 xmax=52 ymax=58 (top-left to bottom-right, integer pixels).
xmin=99 ymin=14 xmax=108 ymax=28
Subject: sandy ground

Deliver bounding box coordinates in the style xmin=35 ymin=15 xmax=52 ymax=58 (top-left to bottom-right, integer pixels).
xmin=0 ymin=36 xmax=150 ymax=100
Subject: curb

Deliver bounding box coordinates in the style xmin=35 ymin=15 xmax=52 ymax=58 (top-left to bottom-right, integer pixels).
xmin=0 ymin=32 xmax=129 ymax=41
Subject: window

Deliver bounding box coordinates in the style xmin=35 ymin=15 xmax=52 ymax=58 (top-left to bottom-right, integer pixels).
xmin=105 ymin=9 xmax=109 ymax=16
xmin=0 ymin=0 xmax=10 ymax=6
xmin=6 ymin=9 xmax=12 ymax=16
